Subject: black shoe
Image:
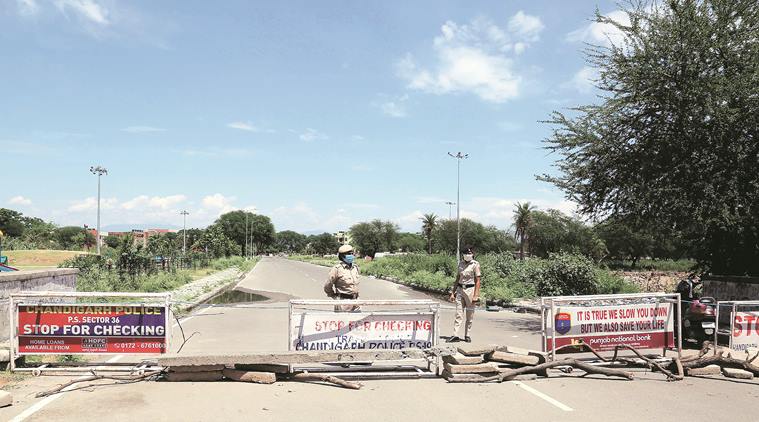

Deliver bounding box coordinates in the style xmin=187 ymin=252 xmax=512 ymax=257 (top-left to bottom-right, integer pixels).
xmin=447 ymin=336 xmax=461 ymax=343
xmin=464 ymin=336 xmax=472 ymax=343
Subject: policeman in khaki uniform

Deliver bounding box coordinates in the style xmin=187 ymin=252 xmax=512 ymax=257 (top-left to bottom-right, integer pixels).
xmin=323 ymin=244 xmax=360 ymax=312
xmin=447 ymin=246 xmax=481 ymax=343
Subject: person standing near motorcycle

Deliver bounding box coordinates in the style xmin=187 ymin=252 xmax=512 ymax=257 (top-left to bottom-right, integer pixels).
xmin=447 ymin=246 xmax=481 ymax=343
xmin=676 ymin=273 xmax=702 ymax=301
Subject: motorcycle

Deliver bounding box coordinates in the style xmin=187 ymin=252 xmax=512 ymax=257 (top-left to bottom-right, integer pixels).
xmin=681 ymin=296 xmax=717 ymax=346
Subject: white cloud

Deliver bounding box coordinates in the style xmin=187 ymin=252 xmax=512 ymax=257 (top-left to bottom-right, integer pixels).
xmin=68 ymin=196 xmax=118 ymax=212
xmin=508 ymin=11 xmax=545 ymax=42
xmin=566 ymin=10 xmax=630 ymax=47
xmin=54 ymin=0 xmax=110 ymax=26
xmin=299 ymin=128 xmax=328 ymax=142
xmin=415 ymin=196 xmax=448 ymax=204
xmin=376 ymin=94 xmax=409 ymax=118
xmin=201 ymin=193 xmax=237 ymax=213
xmin=396 ymin=13 xmax=543 ymax=103
xmin=565 ymin=66 xmax=599 ymax=93
xmin=8 ymin=196 xmax=32 ymax=206
xmin=394 ymin=210 xmax=425 ymax=232
xmin=122 ymin=126 xmax=166 ymax=133
xmin=16 ymin=0 xmax=39 ymax=16
xmin=227 ymin=121 xmax=258 ymax=132
xmin=121 ymin=194 xmax=186 ymax=211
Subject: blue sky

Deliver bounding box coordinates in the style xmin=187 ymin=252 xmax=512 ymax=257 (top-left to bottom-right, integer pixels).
xmin=1 ymin=0 xmax=625 ymax=233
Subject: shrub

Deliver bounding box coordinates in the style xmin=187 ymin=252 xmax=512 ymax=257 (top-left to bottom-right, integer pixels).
xmin=535 ymin=252 xmax=600 ymax=296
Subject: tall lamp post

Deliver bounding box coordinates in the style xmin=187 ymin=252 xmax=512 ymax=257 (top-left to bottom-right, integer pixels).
xmin=445 ymin=201 xmax=456 ymax=219
xmin=89 ymin=166 xmax=108 ymax=255
xmin=447 ymin=152 xmax=468 ymax=265
xmin=180 ymin=210 xmax=189 ymax=260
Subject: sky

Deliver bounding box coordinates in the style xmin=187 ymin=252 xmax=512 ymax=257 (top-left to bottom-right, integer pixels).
xmin=1 ymin=0 xmax=627 ymax=234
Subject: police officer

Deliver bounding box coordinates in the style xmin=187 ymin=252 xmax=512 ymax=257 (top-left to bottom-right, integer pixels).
xmin=447 ymin=246 xmax=481 ymax=343
xmin=323 ymin=244 xmax=360 ymax=312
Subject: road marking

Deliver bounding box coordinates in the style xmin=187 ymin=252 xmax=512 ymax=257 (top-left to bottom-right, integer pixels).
xmin=10 ymin=307 xmax=207 ymax=421
xmin=9 ymin=375 xmax=90 ymax=422
xmin=512 ymin=381 xmax=573 ymax=412
xmin=173 ymin=305 xmax=210 ymax=327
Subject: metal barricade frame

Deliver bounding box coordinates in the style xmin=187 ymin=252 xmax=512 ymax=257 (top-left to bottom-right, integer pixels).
xmin=8 ymin=291 xmax=172 ymax=373
xmin=716 ymin=300 xmax=759 ymax=353
xmin=288 ymin=299 xmax=441 ymax=378
xmin=541 ymin=292 xmax=682 ymax=362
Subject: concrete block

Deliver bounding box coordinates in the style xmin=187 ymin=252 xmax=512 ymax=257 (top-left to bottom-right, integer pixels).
xmin=0 ymin=390 xmax=12 ymax=407
xmin=223 ymin=369 xmax=276 ymax=384
xmin=722 ymin=368 xmax=754 ymax=379
xmin=168 ymin=364 xmax=225 ymax=373
xmin=685 ymin=365 xmax=722 ymax=376
xmin=457 ymin=344 xmax=497 ymax=356
xmin=158 ymin=350 xmax=428 ymax=367
xmin=443 ymin=362 xmax=500 ymax=374
xmin=165 ymin=370 xmax=224 ymax=382
xmin=512 ymin=374 xmax=538 ymax=381
xmin=442 ymin=353 xmax=484 ymax=365
xmin=496 ymin=346 xmax=547 ymax=364
xmin=487 ymin=351 xmax=539 ymax=366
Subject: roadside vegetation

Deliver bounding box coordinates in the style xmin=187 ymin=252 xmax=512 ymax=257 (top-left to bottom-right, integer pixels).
xmin=291 ymin=252 xmax=637 ymax=304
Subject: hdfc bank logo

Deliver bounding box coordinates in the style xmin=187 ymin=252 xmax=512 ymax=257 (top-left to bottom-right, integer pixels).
xmin=555 ymin=312 xmax=571 ymax=335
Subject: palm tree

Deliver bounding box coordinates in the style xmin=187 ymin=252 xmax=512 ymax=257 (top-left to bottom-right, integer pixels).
xmin=513 ymin=202 xmax=535 ymax=260
xmin=420 ymin=213 xmax=438 ymax=254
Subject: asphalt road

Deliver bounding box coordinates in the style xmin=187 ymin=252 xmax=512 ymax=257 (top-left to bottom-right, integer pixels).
xmin=3 ymin=257 xmax=758 ymax=422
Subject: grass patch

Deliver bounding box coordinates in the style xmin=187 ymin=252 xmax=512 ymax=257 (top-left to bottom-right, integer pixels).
xmin=6 ymin=249 xmax=90 ymax=268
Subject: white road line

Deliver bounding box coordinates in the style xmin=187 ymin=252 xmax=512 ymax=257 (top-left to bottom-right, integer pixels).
xmin=11 ymin=308 xmax=207 ymax=421
xmin=173 ymin=305 xmax=210 ymax=327
xmin=512 ymin=381 xmax=573 ymax=412
xmin=9 ymin=375 xmax=90 ymax=422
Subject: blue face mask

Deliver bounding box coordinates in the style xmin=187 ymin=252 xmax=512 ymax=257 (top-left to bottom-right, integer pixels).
xmin=343 ymin=254 xmax=355 ymax=265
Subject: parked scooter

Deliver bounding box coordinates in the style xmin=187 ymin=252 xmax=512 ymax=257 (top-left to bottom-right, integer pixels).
xmin=682 ymin=296 xmax=717 ymax=345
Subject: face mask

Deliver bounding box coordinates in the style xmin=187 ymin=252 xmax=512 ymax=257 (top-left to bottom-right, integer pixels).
xmin=463 ymin=254 xmax=473 ymax=262
xmin=343 ymin=254 xmax=355 ymax=265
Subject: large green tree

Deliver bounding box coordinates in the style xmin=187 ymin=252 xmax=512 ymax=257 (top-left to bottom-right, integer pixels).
xmin=349 ymin=220 xmax=399 ymax=258
xmin=432 ymin=218 xmax=513 ymax=254
xmin=307 ymin=233 xmax=340 ymax=255
xmin=274 ymin=230 xmax=308 ymax=253
xmin=512 ymin=202 xmax=535 ymax=259
xmin=213 ymin=211 xmax=275 ymax=254
xmin=541 ymin=1 xmax=759 ymax=275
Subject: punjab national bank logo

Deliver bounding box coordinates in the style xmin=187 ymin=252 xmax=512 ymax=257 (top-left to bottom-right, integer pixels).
xmin=555 ymin=312 xmax=571 ymax=335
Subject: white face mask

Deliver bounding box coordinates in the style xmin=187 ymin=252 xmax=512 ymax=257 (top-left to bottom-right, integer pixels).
xmin=463 ymin=254 xmax=473 ymax=262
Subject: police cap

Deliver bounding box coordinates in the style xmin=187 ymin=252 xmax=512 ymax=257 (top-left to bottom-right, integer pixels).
xmin=338 ymin=244 xmax=354 ymax=254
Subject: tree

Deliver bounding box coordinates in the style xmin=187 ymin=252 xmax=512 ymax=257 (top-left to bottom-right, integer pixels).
xmin=193 ymin=225 xmax=240 ymax=258
xmin=432 ymin=218 xmax=504 ymax=254
xmin=541 ymin=2 xmax=759 ymax=275
xmin=397 ymin=232 xmax=426 ymax=252
xmin=0 ymin=208 xmax=25 ymax=238
xmin=349 ymin=220 xmax=400 ymax=258
xmin=528 ymin=210 xmax=608 ymax=263
xmin=213 ymin=211 xmax=275 ymax=254
xmin=308 ymin=233 xmax=339 ymax=255
xmin=104 ymin=235 xmax=122 ymax=249
xmin=275 ymin=230 xmax=308 ymax=253
xmin=595 ymin=218 xmax=655 ymax=267
xmin=420 ymin=213 xmax=438 ymax=254
xmin=513 ymin=202 xmax=535 ymax=259
xmin=56 ymin=226 xmax=94 ymax=250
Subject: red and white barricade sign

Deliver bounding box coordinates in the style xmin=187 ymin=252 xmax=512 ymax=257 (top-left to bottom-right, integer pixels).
xmin=719 ymin=301 xmax=759 ymax=352
xmin=542 ymin=293 xmax=680 ymax=359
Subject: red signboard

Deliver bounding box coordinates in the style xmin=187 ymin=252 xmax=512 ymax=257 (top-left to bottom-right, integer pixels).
xmin=17 ymin=304 xmax=168 ymax=354
xmin=545 ymin=303 xmax=675 ymax=352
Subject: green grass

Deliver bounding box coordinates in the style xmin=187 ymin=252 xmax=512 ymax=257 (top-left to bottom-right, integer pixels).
xmin=6 ymin=249 xmax=90 ymax=268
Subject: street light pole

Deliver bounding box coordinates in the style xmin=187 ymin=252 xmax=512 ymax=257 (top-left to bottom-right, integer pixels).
xmin=180 ymin=210 xmax=189 ymax=257
xmin=445 ymin=201 xmax=456 ymax=219
xmin=447 ymin=152 xmax=468 ymax=265
xmin=89 ymin=166 xmax=108 ymax=255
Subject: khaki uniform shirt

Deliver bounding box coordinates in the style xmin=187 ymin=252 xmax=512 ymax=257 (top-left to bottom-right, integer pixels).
xmin=457 ymin=260 xmax=481 ymax=287
xmin=324 ymin=262 xmax=360 ymax=297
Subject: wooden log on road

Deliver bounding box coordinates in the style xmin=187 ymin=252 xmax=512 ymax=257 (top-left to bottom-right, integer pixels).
xmin=223 ymin=369 xmax=276 ymax=384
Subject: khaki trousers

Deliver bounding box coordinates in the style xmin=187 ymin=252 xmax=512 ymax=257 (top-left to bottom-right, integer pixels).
xmin=453 ymin=285 xmax=475 ymax=337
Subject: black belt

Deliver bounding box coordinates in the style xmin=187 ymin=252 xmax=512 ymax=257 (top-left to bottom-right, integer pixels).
xmin=338 ymin=293 xmax=358 ymax=299
xmin=459 ymin=284 xmax=475 ymax=288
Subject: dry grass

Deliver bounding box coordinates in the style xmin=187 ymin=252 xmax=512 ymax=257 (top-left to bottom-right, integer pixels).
xmin=6 ymin=249 xmax=90 ymax=269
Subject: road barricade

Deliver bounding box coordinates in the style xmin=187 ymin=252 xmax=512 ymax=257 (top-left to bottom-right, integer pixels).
xmin=541 ymin=293 xmax=680 ymax=361
xmin=289 ymin=299 xmax=439 ymax=351
xmin=716 ymin=300 xmax=759 ymax=352
xmin=9 ymin=291 xmax=172 ymax=372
